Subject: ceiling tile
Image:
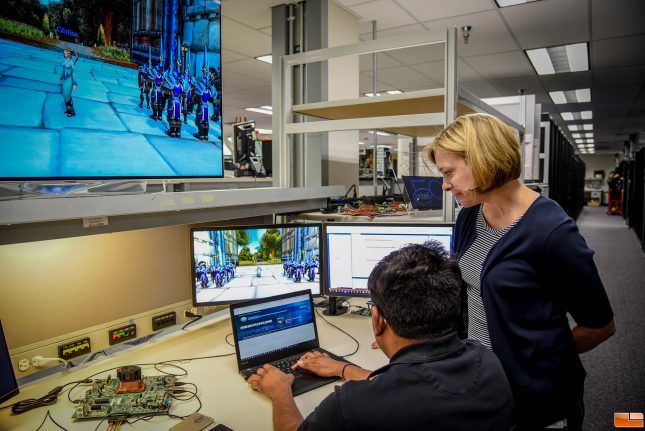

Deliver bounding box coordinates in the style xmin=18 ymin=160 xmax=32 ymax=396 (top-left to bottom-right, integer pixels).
xmin=592 ymin=0 xmax=645 ymax=40
xmin=500 ymin=0 xmax=589 ymax=50
xmin=410 ymin=58 xmax=481 ymax=83
xmin=359 ymin=23 xmax=427 ymax=40
xmin=384 ymin=43 xmax=445 ymax=66
xmin=539 ymin=71 xmax=592 ymax=91
xmin=222 ymin=49 xmax=248 ymax=64
xmin=221 ymin=17 xmax=271 ymax=59
xmin=488 ymin=75 xmax=545 ymax=96
xmin=422 ymin=10 xmax=519 ymax=57
xmin=359 ymin=52 xmax=403 ymax=72
xmin=221 ymin=0 xmax=284 ymax=30
xmin=592 ymin=34 xmax=645 ymax=69
xmin=363 ymin=65 xmax=439 ymax=91
xmin=397 ymin=0 xmax=493 ymax=22
xmin=465 ymin=51 xmax=533 ymax=80
xmin=592 ymin=66 xmax=645 ymax=87
xmin=222 ymin=72 xmax=271 ymax=90
xmin=593 ymin=86 xmax=641 ymax=102
xmin=460 ymin=79 xmax=503 ymax=99
xmin=335 ymin=0 xmax=376 ymax=7
xmin=349 ymin=0 xmax=418 ymax=29
xmin=222 ymin=58 xmax=272 ymax=83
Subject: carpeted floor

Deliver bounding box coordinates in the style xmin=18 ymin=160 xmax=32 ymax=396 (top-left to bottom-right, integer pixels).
xmin=575 ymin=206 xmax=645 ymax=430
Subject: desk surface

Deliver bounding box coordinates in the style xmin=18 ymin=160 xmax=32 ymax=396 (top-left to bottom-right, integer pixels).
xmin=0 ymin=302 xmax=385 ymax=431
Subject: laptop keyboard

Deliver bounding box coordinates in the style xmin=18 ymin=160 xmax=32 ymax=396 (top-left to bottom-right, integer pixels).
xmin=241 ymin=350 xmax=323 ymax=380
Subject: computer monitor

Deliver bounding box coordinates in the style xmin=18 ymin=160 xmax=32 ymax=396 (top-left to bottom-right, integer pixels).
xmin=402 ymin=176 xmax=444 ymax=210
xmin=322 ymin=222 xmax=454 ymax=315
xmin=190 ymin=223 xmax=322 ymax=306
xmin=0 ymin=320 xmax=19 ymax=404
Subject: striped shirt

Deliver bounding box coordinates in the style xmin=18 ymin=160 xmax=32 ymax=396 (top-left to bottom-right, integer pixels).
xmin=459 ymin=205 xmax=522 ymax=349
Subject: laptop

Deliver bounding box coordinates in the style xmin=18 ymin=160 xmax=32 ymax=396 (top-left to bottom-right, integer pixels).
xmin=229 ymin=290 xmax=344 ymax=396
xmin=402 ymin=175 xmax=444 ymax=210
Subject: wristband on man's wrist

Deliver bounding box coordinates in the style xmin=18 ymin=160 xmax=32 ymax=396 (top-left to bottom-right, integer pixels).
xmin=340 ymin=363 xmax=352 ymax=380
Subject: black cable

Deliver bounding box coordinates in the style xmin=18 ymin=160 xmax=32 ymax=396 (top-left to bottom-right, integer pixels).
xmin=154 ymin=361 xmax=188 ymax=377
xmin=182 ymin=313 xmax=203 ymax=330
xmin=225 ymin=332 xmax=234 ymax=346
xmin=314 ymin=306 xmax=360 ymax=357
xmin=3 ymin=378 xmax=92 ymax=415
xmin=35 ymin=410 xmax=69 ymax=431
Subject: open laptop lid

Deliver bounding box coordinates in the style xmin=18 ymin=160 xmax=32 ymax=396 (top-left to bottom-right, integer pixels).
xmin=229 ymin=290 xmax=321 ymax=372
xmin=402 ymin=175 xmax=444 ymax=210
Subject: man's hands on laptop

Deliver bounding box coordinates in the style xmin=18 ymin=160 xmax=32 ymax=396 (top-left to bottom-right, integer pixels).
xmin=293 ymin=351 xmax=345 ymax=377
xmin=248 ymin=364 xmax=294 ymax=400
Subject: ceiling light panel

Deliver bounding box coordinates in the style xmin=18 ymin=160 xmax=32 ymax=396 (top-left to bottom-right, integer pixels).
xmin=561 ymin=111 xmax=593 ymax=121
xmin=245 ymin=107 xmax=273 ymax=115
xmin=255 ymin=55 xmax=272 ymax=64
xmin=549 ymin=88 xmax=591 ymax=104
xmin=526 ymin=43 xmax=589 ymax=75
xmin=495 ymin=0 xmax=540 ymax=6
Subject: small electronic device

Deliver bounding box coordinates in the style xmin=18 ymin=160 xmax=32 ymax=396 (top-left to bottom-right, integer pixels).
xmin=72 ymin=366 xmax=174 ymax=420
xmin=322 ymin=222 xmax=454 ymax=314
xmin=0 ymin=320 xmax=19 ymax=404
xmin=402 ymin=176 xmax=445 ymax=210
xmin=230 ymin=290 xmax=344 ymax=396
xmin=191 ymin=223 xmax=323 ymax=306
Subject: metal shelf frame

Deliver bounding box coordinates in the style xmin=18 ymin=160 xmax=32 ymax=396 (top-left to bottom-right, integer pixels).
xmin=275 ymin=27 xmax=524 ymax=222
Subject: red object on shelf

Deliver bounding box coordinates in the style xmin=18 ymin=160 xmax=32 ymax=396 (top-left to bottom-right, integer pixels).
xmin=607 ymin=189 xmax=623 ymax=215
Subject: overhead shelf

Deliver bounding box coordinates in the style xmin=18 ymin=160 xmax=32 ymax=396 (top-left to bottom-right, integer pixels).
xmin=291 ymin=87 xmax=523 ymax=138
xmin=0 ymin=185 xmax=344 ymax=245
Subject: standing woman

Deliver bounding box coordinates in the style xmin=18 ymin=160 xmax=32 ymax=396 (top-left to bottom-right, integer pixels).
xmin=60 ymin=49 xmax=79 ymax=117
xmin=425 ymin=113 xmax=615 ymax=430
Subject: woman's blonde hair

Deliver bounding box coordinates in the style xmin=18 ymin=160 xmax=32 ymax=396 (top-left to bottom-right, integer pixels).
xmin=425 ymin=113 xmax=521 ymax=192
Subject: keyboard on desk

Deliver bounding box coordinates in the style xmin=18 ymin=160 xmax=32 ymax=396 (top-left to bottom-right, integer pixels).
xmin=241 ymin=352 xmax=311 ymax=380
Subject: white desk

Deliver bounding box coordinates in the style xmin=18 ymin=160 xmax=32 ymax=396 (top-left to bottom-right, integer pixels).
xmin=0 ymin=304 xmax=386 ymax=431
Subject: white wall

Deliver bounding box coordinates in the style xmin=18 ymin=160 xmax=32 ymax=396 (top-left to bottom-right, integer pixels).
xmin=580 ymin=154 xmax=618 ymax=191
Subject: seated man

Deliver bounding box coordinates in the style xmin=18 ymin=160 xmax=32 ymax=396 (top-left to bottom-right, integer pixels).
xmin=248 ymin=241 xmax=515 ymax=431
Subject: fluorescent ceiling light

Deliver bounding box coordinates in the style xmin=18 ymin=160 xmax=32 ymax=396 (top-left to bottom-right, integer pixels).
xmin=245 ymin=107 xmax=273 ymax=115
xmin=255 ymin=55 xmax=272 ymax=64
xmin=583 ymin=124 xmax=593 ymax=130
xmin=568 ymin=125 xmax=581 ymax=131
xmin=549 ymin=88 xmax=591 ymax=104
xmin=386 ymin=90 xmax=402 ymax=94
xmin=256 ymin=128 xmax=272 ymax=135
xmin=526 ymin=43 xmax=589 ymax=75
xmin=364 ymin=92 xmax=380 ymax=97
xmin=585 ymin=132 xmax=593 ymax=138
xmin=495 ymin=0 xmax=540 ymax=7
xmin=575 ymin=139 xmax=585 ymax=144
xmin=369 ymin=130 xmax=392 ymax=136
xmin=482 ymin=96 xmax=522 ymax=105
xmin=586 ymin=139 xmax=594 ymax=143
xmin=561 ymin=111 xmax=593 ymax=121
xmin=572 ymin=133 xmax=583 ymax=139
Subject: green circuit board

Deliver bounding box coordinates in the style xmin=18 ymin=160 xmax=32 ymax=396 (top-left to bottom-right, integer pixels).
xmin=72 ymin=375 xmax=175 ymax=420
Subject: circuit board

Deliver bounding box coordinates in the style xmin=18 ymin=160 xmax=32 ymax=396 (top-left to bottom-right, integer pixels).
xmin=72 ymin=375 xmax=175 ymax=420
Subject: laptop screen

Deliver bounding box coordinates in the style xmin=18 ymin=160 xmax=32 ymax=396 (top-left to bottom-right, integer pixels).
xmin=402 ymin=175 xmax=444 ymax=210
xmin=231 ymin=291 xmax=317 ymax=365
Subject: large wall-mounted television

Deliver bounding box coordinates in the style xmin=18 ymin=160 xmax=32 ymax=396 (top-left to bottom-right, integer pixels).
xmin=0 ymin=0 xmax=223 ymax=181
xmin=191 ymin=223 xmax=323 ymax=306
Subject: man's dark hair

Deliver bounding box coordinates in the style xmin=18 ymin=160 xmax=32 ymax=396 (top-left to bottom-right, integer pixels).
xmin=367 ymin=241 xmax=462 ymax=339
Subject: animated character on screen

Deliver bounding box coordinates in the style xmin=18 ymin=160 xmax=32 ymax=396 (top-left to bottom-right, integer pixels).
xmin=149 ymin=64 xmax=164 ymax=121
xmin=165 ymin=79 xmax=183 ymax=138
xmin=60 ymin=49 xmax=79 ymax=117
xmin=137 ymin=64 xmax=151 ymax=108
xmin=181 ymin=69 xmax=194 ymax=124
xmin=193 ymin=82 xmax=211 ymax=141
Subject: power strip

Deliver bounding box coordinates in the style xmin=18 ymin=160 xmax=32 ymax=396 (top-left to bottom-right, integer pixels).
xmin=10 ymin=301 xmax=227 ymax=379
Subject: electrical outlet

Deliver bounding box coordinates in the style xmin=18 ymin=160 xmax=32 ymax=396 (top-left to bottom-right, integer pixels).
xmin=108 ymin=323 xmax=137 ymax=345
xmin=58 ymin=337 xmax=91 ymax=360
xmin=152 ymin=311 xmax=176 ymax=331
xmin=18 ymin=358 xmax=29 ymax=372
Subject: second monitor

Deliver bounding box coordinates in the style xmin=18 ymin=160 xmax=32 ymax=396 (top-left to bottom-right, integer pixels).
xmin=323 ymin=222 xmax=454 ymax=314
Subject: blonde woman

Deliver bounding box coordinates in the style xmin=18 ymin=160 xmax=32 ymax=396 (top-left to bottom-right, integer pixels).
xmin=425 ymin=113 xmax=615 ymax=430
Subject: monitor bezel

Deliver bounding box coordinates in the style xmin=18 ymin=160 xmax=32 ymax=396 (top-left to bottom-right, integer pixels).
xmin=0 ymin=320 xmax=19 ymax=404
xmin=321 ymin=221 xmax=455 ymax=298
xmin=190 ymin=222 xmax=324 ymax=307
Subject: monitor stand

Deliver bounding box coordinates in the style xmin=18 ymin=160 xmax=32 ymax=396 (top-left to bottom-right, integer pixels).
xmin=323 ymin=297 xmax=348 ymax=316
